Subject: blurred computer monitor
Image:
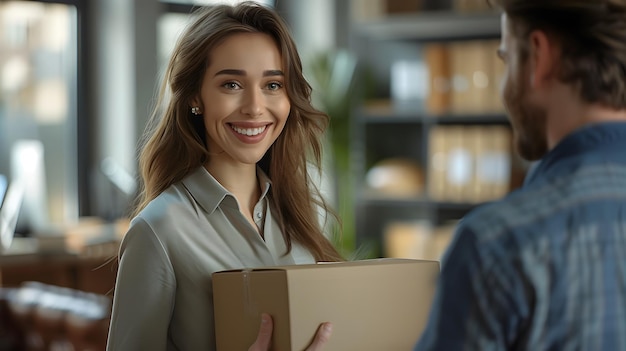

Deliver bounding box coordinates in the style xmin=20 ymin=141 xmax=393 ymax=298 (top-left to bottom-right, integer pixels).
xmin=0 ymin=175 xmax=23 ymax=251
xmin=11 ymin=139 xmax=49 ymax=235
xmin=0 ymin=174 xmax=7 ymax=205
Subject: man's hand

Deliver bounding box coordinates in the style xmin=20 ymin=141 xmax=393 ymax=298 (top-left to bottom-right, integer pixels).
xmin=248 ymin=313 xmax=333 ymax=351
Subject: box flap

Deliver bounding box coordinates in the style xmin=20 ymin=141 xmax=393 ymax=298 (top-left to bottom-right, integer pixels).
xmin=212 ymin=258 xmax=437 ymax=276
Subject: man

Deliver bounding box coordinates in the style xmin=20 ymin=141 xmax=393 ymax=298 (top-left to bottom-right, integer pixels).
xmin=415 ymin=0 xmax=626 ymax=350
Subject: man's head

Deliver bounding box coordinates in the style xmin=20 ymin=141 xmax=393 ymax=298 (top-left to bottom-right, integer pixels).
xmin=492 ymin=0 xmax=626 ymax=160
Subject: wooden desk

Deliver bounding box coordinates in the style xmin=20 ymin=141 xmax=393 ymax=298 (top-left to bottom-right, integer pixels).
xmin=0 ymin=239 xmax=118 ymax=296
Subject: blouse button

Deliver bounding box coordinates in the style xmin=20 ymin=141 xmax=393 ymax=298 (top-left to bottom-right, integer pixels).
xmin=256 ymin=212 xmax=262 ymax=219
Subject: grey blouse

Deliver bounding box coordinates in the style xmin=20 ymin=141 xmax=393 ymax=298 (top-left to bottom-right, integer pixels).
xmin=106 ymin=166 xmax=315 ymax=351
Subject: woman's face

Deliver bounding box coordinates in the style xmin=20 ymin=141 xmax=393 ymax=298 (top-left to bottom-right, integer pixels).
xmin=194 ymin=32 xmax=290 ymax=168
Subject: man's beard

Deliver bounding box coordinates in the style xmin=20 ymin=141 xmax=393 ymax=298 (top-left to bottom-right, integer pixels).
xmin=503 ymin=66 xmax=549 ymax=161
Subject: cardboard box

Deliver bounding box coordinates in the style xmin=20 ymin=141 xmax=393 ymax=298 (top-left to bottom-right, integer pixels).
xmin=212 ymin=258 xmax=439 ymax=351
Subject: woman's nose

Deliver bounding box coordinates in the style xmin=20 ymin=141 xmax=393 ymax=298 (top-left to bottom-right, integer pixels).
xmin=240 ymin=89 xmax=263 ymax=117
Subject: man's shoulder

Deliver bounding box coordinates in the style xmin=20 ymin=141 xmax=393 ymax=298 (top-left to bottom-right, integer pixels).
xmin=458 ymin=182 xmax=562 ymax=246
xmin=464 ymin=161 xmax=626 ymax=236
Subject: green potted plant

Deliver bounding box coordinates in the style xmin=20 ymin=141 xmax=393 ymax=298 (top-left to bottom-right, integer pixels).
xmin=307 ymin=49 xmax=362 ymax=258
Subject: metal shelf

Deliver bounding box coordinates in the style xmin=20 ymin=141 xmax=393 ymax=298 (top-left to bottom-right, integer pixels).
xmin=359 ymin=109 xmax=509 ymax=125
xmin=359 ymin=193 xmax=484 ymax=211
xmin=354 ymin=11 xmax=501 ymax=42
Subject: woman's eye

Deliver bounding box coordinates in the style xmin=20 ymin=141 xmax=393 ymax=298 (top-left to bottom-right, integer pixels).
xmin=223 ymin=82 xmax=240 ymax=90
xmin=267 ymin=82 xmax=282 ymax=91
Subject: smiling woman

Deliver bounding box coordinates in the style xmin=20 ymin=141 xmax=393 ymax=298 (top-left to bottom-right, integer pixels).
xmin=106 ymin=2 xmax=342 ymax=351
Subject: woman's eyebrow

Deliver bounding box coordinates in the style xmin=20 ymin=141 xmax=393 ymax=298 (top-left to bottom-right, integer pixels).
xmin=214 ymin=69 xmax=245 ymax=76
xmin=263 ymin=70 xmax=284 ymax=77
xmin=213 ymin=69 xmax=284 ymax=77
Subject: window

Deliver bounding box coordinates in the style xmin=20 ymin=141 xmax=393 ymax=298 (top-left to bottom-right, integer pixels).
xmin=164 ymin=0 xmax=274 ymax=6
xmin=0 ymin=1 xmax=78 ymax=233
xmin=158 ymin=0 xmax=275 ymax=69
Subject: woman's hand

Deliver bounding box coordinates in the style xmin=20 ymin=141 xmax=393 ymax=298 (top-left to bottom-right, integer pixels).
xmin=248 ymin=313 xmax=332 ymax=351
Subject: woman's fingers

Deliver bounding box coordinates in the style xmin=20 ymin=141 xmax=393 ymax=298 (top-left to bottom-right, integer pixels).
xmin=305 ymin=322 xmax=333 ymax=351
xmin=248 ymin=313 xmax=273 ymax=351
xmin=249 ymin=314 xmax=332 ymax=351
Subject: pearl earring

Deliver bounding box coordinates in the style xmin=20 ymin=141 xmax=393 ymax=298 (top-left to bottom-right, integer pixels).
xmin=191 ymin=107 xmax=201 ymax=115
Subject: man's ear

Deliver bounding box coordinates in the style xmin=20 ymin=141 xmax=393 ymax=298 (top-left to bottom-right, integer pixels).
xmin=528 ymin=30 xmax=558 ymax=89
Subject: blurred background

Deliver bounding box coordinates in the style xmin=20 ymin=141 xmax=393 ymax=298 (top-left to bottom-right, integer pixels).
xmin=0 ymin=0 xmax=530 ymax=349
xmin=0 ymin=0 xmax=532 ymax=262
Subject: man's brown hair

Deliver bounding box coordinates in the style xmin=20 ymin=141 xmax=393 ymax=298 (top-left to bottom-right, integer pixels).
xmin=491 ymin=0 xmax=626 ymax=109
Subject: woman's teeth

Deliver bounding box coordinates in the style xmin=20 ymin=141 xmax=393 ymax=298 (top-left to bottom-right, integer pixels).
xmin=231 ymin=125 xmax=266 ymax=136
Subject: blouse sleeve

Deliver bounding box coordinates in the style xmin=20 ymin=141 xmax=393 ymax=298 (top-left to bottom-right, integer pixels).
xmin=106 ymin=218 xmax=176 ymax=351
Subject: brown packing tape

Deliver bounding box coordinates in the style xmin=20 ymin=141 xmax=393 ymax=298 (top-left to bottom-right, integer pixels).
xmin=242 ymin=269 xmax=256 ymax=316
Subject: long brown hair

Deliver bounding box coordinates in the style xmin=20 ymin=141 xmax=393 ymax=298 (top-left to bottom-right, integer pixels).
xmin=491 ymin=0 xmax=626 ymax=109
xmin=134 ymin=2 xmax=342 ymax=262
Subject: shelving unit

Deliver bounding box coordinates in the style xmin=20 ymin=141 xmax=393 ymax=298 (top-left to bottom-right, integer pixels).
xmin=355 ymin=11 xmax=501 ymax=41
xmin=348 ymin=9 xmax=516 ymax=258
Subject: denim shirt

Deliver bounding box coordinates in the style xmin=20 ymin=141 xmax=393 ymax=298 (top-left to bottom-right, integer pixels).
xmin=415 ymin=122 xmax=626 ymax=351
